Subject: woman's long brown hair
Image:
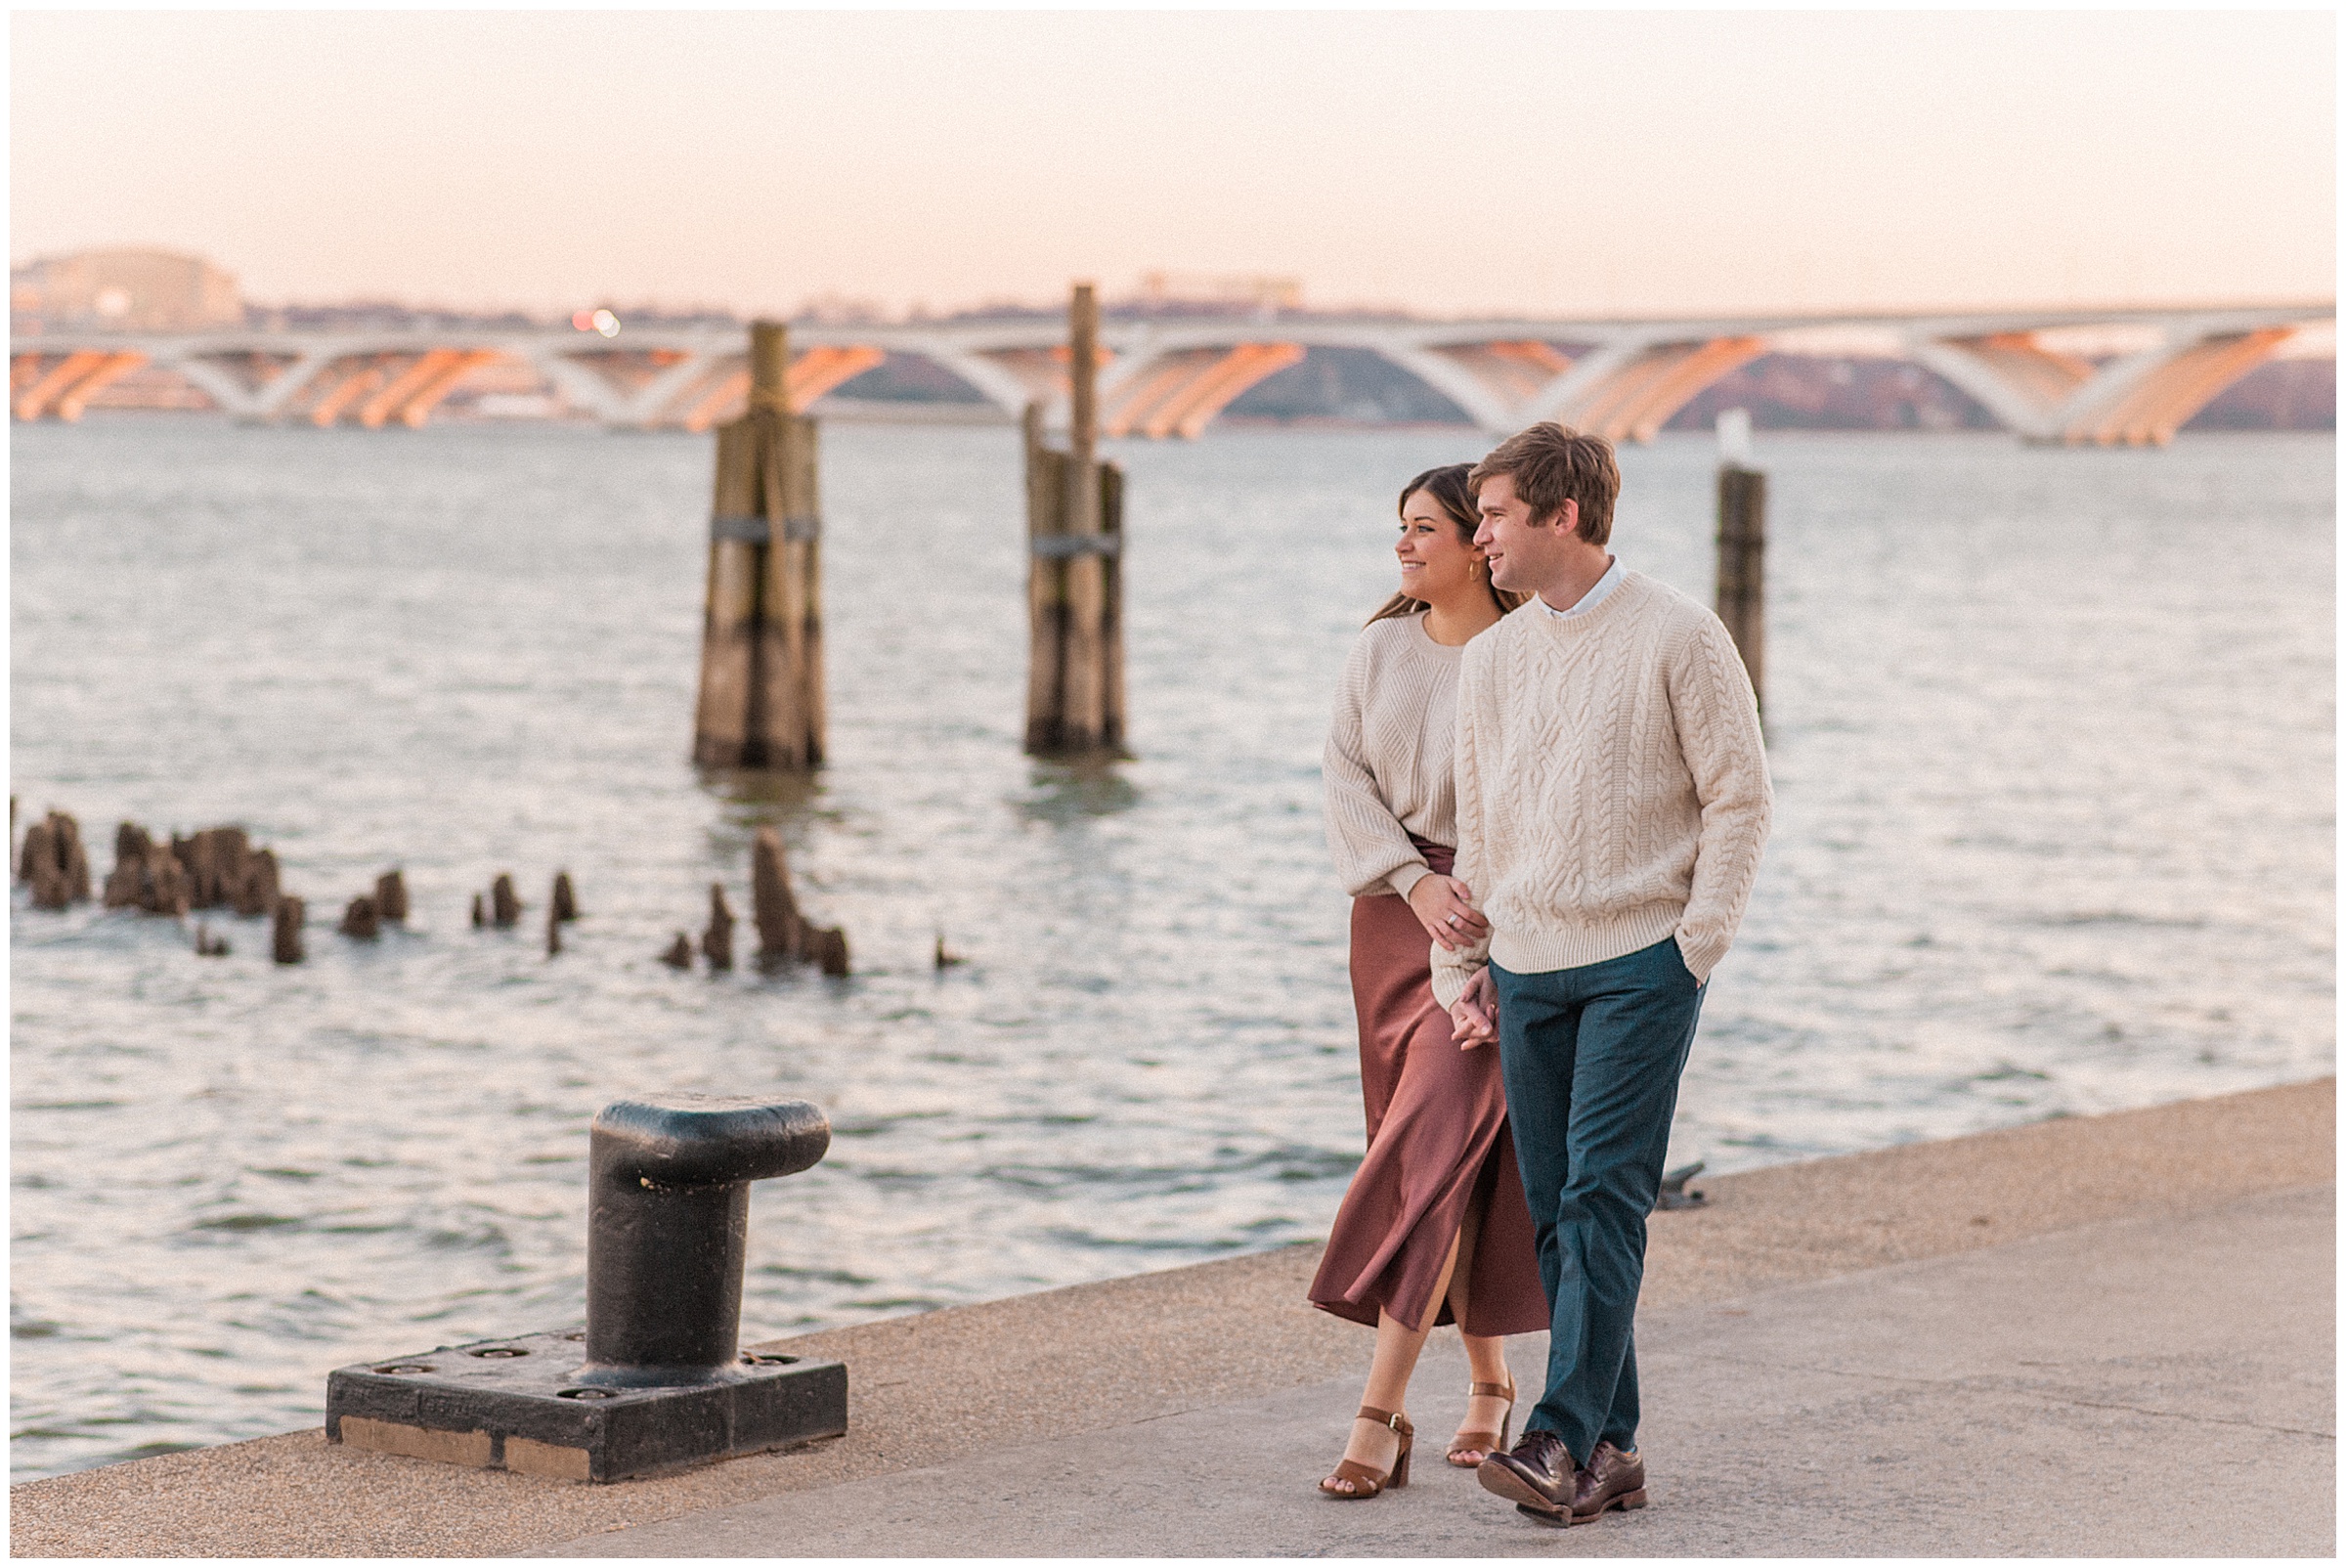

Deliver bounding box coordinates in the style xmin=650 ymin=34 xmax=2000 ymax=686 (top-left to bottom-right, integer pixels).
xmin=1367 ymin=463 xmax=1528 ymax=626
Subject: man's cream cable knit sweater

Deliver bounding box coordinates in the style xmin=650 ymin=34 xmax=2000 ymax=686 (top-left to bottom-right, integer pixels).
xmin=1430 ymin=571 xmax=1772 ymax=1008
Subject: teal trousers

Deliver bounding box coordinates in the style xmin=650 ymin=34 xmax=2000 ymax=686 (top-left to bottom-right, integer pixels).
xmin=1493 ymin=936 xmax=1705 ymax=1459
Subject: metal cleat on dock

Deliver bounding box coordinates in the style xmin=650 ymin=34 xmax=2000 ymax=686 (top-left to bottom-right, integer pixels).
xmin=326 ymin=1094 xmax=845 ymax=1482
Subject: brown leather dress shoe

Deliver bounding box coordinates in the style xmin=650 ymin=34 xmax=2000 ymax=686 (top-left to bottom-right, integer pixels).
xmin=1476 ymin=1429 xmax=1578 ymax=1519
xmin=1568 ymin=1441 xmax=1647 ymax=1523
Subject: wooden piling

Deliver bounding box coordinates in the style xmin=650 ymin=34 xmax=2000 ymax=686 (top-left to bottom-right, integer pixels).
xmin=550 ymin=871 xmax=579 ymax=924
xmin=660 ymin=932 xmax=695 ymax=970
xmin=99 ymin=820 xmax=203 ymax=915
xmin=272 ymin=896 xmax=305 ymax=965
xmin=1716 ymin=463 xmax=1767 ymax=718
xmin=22 ymin=821 xmax=65 ymax=908
xmin=1023 ymin=283 xmax=1127 ymax=756
xmin=20 ymin=811 xmax=90 ymax=908
xmin=374 ymin=870 xmax=408 ymax=924
xmin=750 ymin=827 xmax=803 ymax=963
xmin=147 ymin=849 xmax=190 ymax=917
xmin=691 ymin=321 xmax=825 ymax=771
xmin=490 ymin=874 xmax=520 ymax=929
xmin=545 ymin=902 xmax=562 ymax=957
xmin=745 ymin=825 xmax=849 ymax=974
xmin=58 ymin=814 xmax=90 ymax=903
xmin=702 ymin=883 xmax=736 ymax=972
xmin=236 ymin=848 xmax=280 ymax=918
xmin=339 ymin=895 xmax=380 ymax=939
xmin=171 ymin=827 xmax=250 ymax=911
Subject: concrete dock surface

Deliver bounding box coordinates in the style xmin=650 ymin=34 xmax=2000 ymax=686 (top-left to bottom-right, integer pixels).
xmin=11 ymin=1077 xmax=2333 ymax=1557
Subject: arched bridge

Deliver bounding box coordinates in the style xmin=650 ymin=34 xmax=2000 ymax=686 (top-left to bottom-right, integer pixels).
xmin=12 ymin=301 xmax=2330 ymax=447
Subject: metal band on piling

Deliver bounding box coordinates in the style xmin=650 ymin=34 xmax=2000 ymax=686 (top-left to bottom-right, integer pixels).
xmin=1029 ymin=534 xmax=1123 ymax=559
xmin=710 ymin=513 xmax=822 ymax=544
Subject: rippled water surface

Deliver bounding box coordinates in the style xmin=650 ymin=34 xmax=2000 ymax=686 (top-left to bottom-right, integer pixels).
xmin=11 ymin=419 xmax=2333 ymax=1479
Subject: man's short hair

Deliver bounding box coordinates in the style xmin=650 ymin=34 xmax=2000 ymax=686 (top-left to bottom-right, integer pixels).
xmin=1469 ymin=422 xmax=1621 ymax=545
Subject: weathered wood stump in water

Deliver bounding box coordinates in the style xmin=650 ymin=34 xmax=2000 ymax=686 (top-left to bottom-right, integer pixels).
xmin=172 ymin=826 xmax=251 ymax=909
xmin=490 ymin=874 xmax=520 ymax=928
xmin=545 ymin=903 xmax=562 ymax=957
xmin=273 ymin=896 xmax=305 ymax=964
xmin=1023 ymin=283 xmax=1127 ymax=757
xmin=703 ymin=884 xmax=736 ymax=972
xmin=103 ymin=823 xmax=152 ymax=908
xmin=339 ymin=895 xmax=380 ymax=939
xmin=750 ymin=828 xmax=803 ymax=962
xmin=471 ymin=893 xmax=486 ymax=928
xmin=749 ymin=826 xmax=848 ymax=974
xmin=234 ymin=848 xmax=280 ymax=917
xmin=57 ymin=813 xmax=90 ymax=903
xmin=19 ymin=811 xmax=92 ymax=909
xmin=660 ymin=932 xmax=694 ymax=970
xmin=19 ymin=819 xmax=65 ymax=908
xmin=691 ymin=321 xmax=827 ymax=772
xmin=146 ymin=849 xmax=191 ymax=917
xmin=374 ymin=870 xmax=408 ymax=924
xmin=551 ymin=871 xmax=579 ymax=923
xmin=101 ymin=821 xmax=196 ymax=920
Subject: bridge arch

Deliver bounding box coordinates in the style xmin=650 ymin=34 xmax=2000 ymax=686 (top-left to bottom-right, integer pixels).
xmin=10 ymin=302 xmax=2327 ymax=444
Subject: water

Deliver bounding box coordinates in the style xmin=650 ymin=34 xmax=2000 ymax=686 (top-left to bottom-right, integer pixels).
xmin=10 ymin=419 xmax=2333 ymax=1481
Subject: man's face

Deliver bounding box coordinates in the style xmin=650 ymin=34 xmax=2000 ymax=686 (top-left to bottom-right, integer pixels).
xmin=1473 ymin=473 xmax=1578 ymax=594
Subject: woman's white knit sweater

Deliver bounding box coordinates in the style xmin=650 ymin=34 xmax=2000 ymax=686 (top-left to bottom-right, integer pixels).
xmin=1323 ymin=612 xmax=1469 ymax=900
xmin=1430 ymin=571 xmax=1772 ymax=1007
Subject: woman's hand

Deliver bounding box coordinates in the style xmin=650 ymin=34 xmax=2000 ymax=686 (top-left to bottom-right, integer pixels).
xmin=1408 ymin=874 xmax=1489 ymax=952
xmin=1449 ymin=967 xmax=1499 ymax=1049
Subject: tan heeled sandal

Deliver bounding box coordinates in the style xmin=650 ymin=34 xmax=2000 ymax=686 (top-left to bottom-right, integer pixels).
xmin=1319 ymin=1405 xmax=1413 ymax=1499
xmin=1446 ymin=1379 xmax=1516 ymax=1467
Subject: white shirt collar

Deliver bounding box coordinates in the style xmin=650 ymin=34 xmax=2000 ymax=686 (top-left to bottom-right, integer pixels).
xmin=1541 ymin=557 xmax=1624 ymax=620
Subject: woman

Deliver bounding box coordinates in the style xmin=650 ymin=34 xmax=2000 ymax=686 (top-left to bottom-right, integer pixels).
xmin=1311 ymin=464 xmax=1546 ymax=1500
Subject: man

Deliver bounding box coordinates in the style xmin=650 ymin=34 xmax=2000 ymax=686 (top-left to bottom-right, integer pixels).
xmin=1432 ymin=421 xmax=1771 ymax=1526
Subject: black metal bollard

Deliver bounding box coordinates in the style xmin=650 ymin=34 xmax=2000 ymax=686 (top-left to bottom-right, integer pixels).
xmin=326 ymin=1092 xmax=845 ymax=1482
xmin=584 ymin=1095 xmax=829 ymax=1382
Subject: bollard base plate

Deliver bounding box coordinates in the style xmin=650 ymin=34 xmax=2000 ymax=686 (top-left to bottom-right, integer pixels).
xmin=326 ymin=1328 xmax=846 ymax=1484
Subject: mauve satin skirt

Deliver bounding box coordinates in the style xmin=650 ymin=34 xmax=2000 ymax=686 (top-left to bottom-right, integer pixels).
xmin=1308 ymin=842 xmax=1548 ymax=1337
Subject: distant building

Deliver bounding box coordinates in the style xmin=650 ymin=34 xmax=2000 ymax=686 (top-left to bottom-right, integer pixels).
xmin=1135 ymin=271 xmax=1303 ymax=317
xmin=10 ymin=248 xmax=241 ymax=333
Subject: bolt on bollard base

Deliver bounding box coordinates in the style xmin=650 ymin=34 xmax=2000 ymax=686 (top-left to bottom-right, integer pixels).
xmin=326 ymin=1328 xmax=845 ymax=1483
xmin=327 ymin=1093 xmax=844 ymax=1482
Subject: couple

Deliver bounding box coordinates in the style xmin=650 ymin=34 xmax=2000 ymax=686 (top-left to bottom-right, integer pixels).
xmin=1309 ymin=422 xmax=1772 ymax=1525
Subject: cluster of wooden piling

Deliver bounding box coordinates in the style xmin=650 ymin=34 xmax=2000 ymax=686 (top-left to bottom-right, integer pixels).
xmin=684 ymin=288 xmax=1131 ymax=777
xmin=12 ymin=806 xmax=316 ymax=963
xmin=338 ymin=871 xmax=409 ymax=940
xmin=14 ymin=804 xmax=859 ymax=982
xmin=12 ymin=804 xmax=613 ymax=970
xmin=1024 ymin=284 xmax=1127 ymax=756
xmin=463 ymin=870 xmax=581 ymax=956
xmin=691 ymin=322 xmax=826 ymax=772
xmin=660 ymin=826 xmax=847 ymax=978
xmin=101 ymin=823 xmax=283 ymax=919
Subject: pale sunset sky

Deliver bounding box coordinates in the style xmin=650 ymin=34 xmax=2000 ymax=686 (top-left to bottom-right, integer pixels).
xmin=10 ymin=9 xmax=2336 ymax=320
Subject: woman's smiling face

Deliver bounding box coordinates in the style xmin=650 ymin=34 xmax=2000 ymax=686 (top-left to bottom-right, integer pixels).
xmin=1395 ymin=487 xmax=1482 ymax=604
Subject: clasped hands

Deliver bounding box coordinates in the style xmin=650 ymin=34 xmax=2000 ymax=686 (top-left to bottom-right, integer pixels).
xmin=1406 ymin=874 xmax=1498 ymax=1052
